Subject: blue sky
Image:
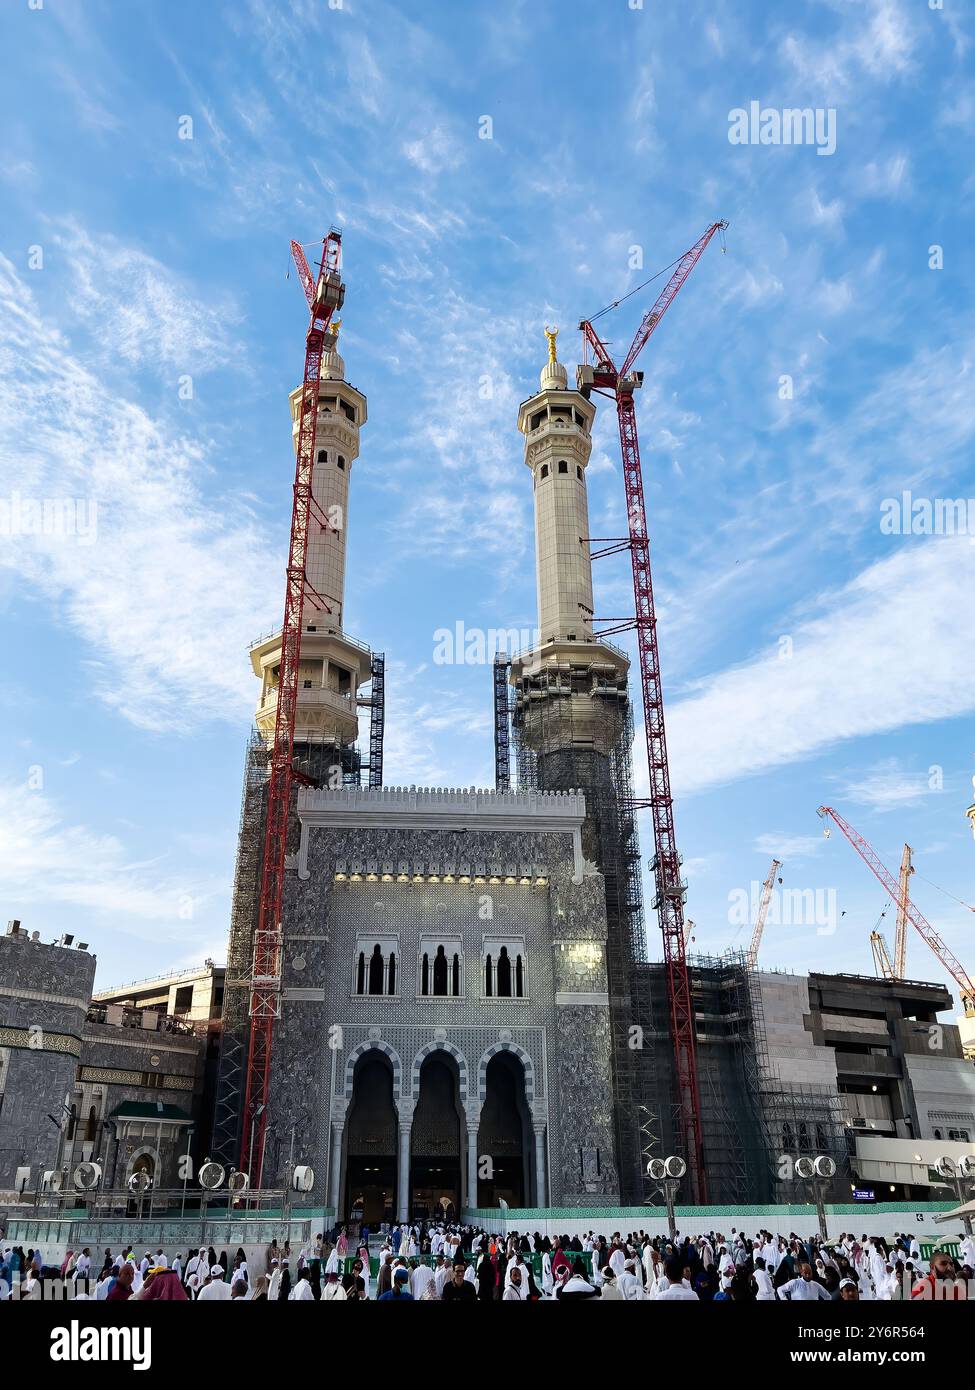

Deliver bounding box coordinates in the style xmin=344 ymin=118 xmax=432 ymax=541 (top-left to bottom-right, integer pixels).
xmin=1 ymin=0 xmax=974 ymax=1010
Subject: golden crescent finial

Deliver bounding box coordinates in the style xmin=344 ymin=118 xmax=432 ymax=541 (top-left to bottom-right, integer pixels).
xmin=544 ymin=324 xmax=558 ymax=364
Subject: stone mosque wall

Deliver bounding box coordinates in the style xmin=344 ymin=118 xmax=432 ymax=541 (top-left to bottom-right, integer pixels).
xmin=264 ymin=787 xmax=621 ymax=1215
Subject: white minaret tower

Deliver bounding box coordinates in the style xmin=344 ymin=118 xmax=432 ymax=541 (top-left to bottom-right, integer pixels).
xmin=511 ymin=328 xmax=629 ymax=752
xmin=251 ymin=321 xmax=372 ymax=754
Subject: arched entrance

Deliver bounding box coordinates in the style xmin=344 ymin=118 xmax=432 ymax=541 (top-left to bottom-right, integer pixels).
xmin=345 ymin=1052 xmax=397 ymax=1225
xmin=410 ymin=1055 xmax=463 ymax=1219
xmin=477 ymin=1051 xmax=531 ymax=1206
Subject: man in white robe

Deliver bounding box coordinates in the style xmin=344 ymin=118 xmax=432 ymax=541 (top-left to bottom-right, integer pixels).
xmin=289 ymin=1270 xmax=316 ymax=1300
xmin=321 ymin=1273 xmax=347 ymax=1300
xmin=410 ymin=1261 xmax=435 ymax=1299
xmin=619 ymin=1259 xmax=645 ymax=1300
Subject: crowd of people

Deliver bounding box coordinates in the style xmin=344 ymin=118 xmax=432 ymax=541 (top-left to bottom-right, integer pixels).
xmin=2 ymin=1222 xmax=972 ymax=1301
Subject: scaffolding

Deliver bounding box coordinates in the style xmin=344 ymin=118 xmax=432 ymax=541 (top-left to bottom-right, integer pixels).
xmin=212 ymin=728 xmax=268 ymax=1165
xmin=213 ymin=655 xmax=384 ymax=1166
xmin=688 ymin=951 xmax=776 ymax=1204
xmin=367 ymin=652 xmax=385 ymax=788
xmin=493 ymin=654 xmax=511 ymax=791
xmin=511 ymin=658 xmax=659 ymax=1202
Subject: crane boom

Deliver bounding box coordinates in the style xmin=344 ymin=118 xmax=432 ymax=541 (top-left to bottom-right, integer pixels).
xmin=240 ymin=230 xmax=345 ymax=1186
xmin=818 ymin=806 xmax=975 ymax=1005
xmin=746 ymin=858 xmax=781 ymax=968
xmin=871 ymin=929 xmax=895 ymax=980
xmin=894 ymin=843 xmax=913 ymax=978
xmin=619 ymin=222 xmax=728 ymax=378
xmin=579 ymin=220 xmax=727 ymax=1203
xmin=290 ymin=240 xmax=316 ymax=308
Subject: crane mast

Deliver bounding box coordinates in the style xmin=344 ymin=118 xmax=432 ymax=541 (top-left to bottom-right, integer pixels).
xmin=818 ymin=806 xmax=975 ymax=1007
xmin=240 ymin=232 xmax=345 ymax=1186
xmin=746 ymin=858 xmax=782 ymax=968
xmin=894 ymin=843 xmax=913 ymax=978
xmin=579 ymin=220 xmax=727 ymax=1202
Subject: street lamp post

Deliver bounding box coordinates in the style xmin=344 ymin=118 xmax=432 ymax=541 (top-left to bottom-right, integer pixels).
xmin=794 ymin=1155 xmax=836 ymax=1240
xmin=936 ymin=1156 xmax=975 ymax=1238
xmin=647 ymin=1156 xmax=687 ymax=1242
xmin=180 ymin=1126 xmax=195 ymax=1221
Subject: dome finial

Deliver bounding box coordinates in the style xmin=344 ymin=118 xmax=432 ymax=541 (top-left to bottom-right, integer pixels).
xmin=544 ymin=324 xmax=559 ymax=364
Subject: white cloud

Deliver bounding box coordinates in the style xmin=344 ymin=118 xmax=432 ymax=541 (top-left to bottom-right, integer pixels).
xmin=666 ymin=537 xmax=975 ymax=797
xmin=0 ymin=250 xmax=279 ymax=732
xmin=54 ymin=221 xmax=237 ymax=372
xmin=754 ymin=833 xmax=823 ymax=861
xmin=839 ymin=758 xmax=934 ymax=812
xmin=780 ymin=0 xmax=916 ymax=91
xmin=402 ymin=126 xmax=462 ymax=175
xmin=859 ymin=155 xmax=910 ymax=199
xmin=0 ymin=779 xmax=216 ymax=929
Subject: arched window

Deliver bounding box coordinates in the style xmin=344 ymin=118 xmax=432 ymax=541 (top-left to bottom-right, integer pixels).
xmin=515 ymin=954 xmax=524 ymax=998
xmin=452 ymin=953 xmax=460 ymax=997
xmin=388 ymin=953 xmax=396 ymax=995
xmin=85 ymin=1106 xmax=97 ymax=1143
xmin=368 ymin=944 xmax=384 ymax=995
xmin=497 ymin=947 xmax=512 ymax=998
xmin=317 ymin=449 xmax=327 ymax=463
xmin=356 ymin=951 xmax=365 ymax=994
xmin=422 ymin=953 xmax=429 ymax=997
xmin=337 ymin=456 xmax=346 ymax=470
xmin=557 ymin=460 xmax=568 ymax=474
xmin=485 ymin=954 xmax=492 ymax=997
xmin=433 ymin=945 xmax=448 ymax=996
xmin=540 ymin=464 xmax=549 ymax=479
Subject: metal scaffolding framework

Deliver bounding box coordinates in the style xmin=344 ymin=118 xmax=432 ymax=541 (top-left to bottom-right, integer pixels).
xmin=493 ymin=654 xmax=511 ymax=792
xmin=367 ymin=652 xmax=385 ymax=788
xmin=212 ymin=728 xmax=268 ymax=1166
xmin=510 ymin=659 xmax=657 ymax=1203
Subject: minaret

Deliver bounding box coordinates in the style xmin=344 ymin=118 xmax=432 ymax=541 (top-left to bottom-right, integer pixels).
xmin=511 ymin=327 xmax=629 ymax=755
xmin=510 ymin=329 xmax=651 ymax=1208
xmin=250 ymin=320 xmax=372 ymax=763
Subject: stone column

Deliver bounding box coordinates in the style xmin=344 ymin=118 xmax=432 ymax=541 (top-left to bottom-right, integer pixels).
xmin=465 ymin=1104 xmax=481 ymax=1212
xmin=328 ymin=1124 xmax=344 ymax=1216
xmin=396 ymin=1100 xmax=414 ymax=1223
xmin=533 ymin=1122 xmax=548 ymax=1208
xmin=328 ymin=1100 xmax=348 ymax=1219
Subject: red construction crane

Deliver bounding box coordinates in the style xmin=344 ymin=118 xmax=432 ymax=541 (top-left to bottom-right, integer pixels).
xmin=579 ymin=220 xmax=728 ymax=1202
xmin=746 ymin=859 xmax=783 ymax=968
xmin=240 ymin=231 xmax=346 ymax=1185
xmin=818 ymin=806 xmax=975 ymax=1007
